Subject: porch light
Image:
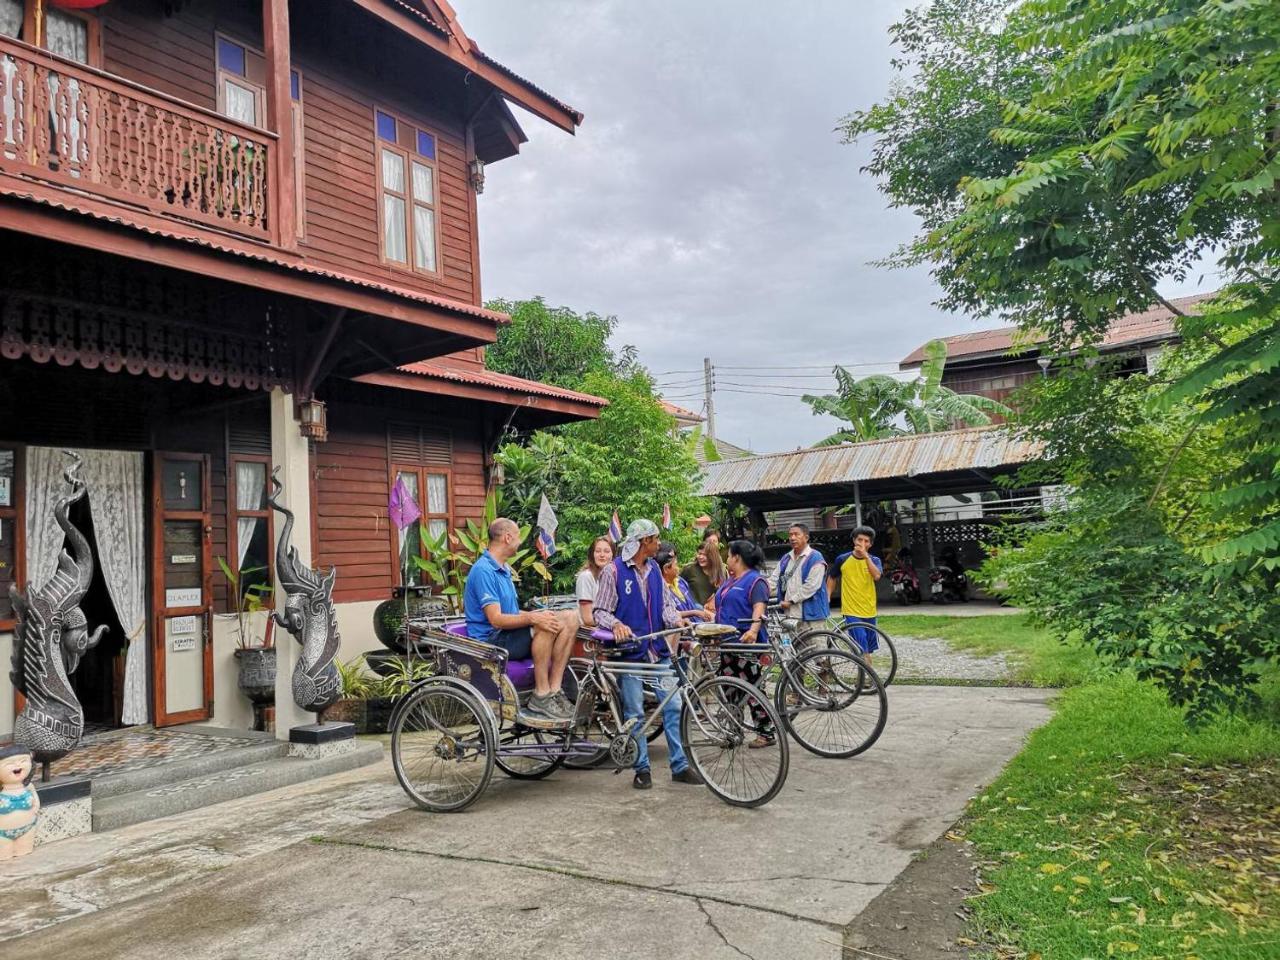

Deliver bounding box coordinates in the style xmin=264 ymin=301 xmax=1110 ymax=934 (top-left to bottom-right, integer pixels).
xmin=298 ymin=398 xmax=328 ymax=441
xmin=469 ymin=158 xmax=485 ymax=194
xmin=1036 ymin=355 xmax=1053 ymax=378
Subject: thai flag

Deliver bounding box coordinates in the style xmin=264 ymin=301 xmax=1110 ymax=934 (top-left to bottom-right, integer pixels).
xmin=536 ymin=494 xmax=558 ymax=559
xmin=662 ymin=503 xmax=672 ymax=529
xmin=608 ymin=510 xmax=623 ymax=542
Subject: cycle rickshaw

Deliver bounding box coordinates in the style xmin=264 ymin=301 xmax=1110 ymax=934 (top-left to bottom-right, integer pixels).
xmin=389 ymin=616 xmax=789 ymax=812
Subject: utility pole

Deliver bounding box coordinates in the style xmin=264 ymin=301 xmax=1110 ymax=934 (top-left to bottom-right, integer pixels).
xmin=703 ymin=356 xmax=716 ymax=442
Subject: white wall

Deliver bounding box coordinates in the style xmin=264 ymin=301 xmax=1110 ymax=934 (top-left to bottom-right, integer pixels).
xmin=199 ymin=612 xmax=265 ymax=732
xmin=334 ymin=599 xmax=387 ymax=663
xmin=0 ymin=630 xmax=12 ymax=738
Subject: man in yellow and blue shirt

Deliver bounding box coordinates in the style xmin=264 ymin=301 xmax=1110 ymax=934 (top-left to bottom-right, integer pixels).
xmin=828 ymin=525 xmax=883 ymax=659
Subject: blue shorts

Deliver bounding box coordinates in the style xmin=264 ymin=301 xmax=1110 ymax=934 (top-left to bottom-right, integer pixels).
xmin=843 ymin=616 xmax=879 ymax=654
xmin=491 ymin=627 xmax=534 ymax=660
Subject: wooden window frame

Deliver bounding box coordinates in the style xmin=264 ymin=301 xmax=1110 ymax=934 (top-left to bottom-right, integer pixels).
xmin=0 ymin=442 xmax=25 ymax=633
xmin=227 ymin=453 xmax=274 ymax=605
xmin=214 ymin=32 xmax=267 ymax=131
xmin=388 ymin=464 xmax=452 ymax=589
xmin=14 ymin=2 xmax=103 ymax=68
xmin=290 ymin=69 xmax=305 ymax=241
xmin=373 ymin=106 xmax=442 ymax=277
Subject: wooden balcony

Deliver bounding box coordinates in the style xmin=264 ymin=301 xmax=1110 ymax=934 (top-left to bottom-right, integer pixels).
xmin=0 ymin=36 xmax=279 ymax=246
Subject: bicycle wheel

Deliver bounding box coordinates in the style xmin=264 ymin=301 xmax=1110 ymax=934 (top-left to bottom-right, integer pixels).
xmin=682 ymin=675 xmax=789 ymax=808
xmin=776 ymin=648 xmax=888 ymax=759
xmin=494 ymin=726 xmax=566 ymax=780
xmin=392 ymin=681 xmax=495 ymax=812
xmin=563 ymin=663 xmax=615 ymax=769
xmin=815 ymin=622 xmax=899 ymax=687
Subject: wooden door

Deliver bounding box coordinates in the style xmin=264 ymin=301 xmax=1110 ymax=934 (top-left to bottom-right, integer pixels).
xmin=151 ymin=452 xmax=214 ymax=727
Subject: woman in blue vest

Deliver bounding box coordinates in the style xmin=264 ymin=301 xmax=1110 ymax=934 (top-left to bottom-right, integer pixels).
xmin=712 ymin=540 xmax=775 ymax=748
xmin=592 ymin=519 xmax=703 ymax=790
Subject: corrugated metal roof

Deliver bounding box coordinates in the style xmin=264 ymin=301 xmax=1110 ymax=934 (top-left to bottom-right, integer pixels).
xmin=700 ymin=426 xmax=1043 ymax=497
xmin=0 ymin=185 xmax=509 ymax=325
xmin=899 ymin=293 xmax=1215 ymax=367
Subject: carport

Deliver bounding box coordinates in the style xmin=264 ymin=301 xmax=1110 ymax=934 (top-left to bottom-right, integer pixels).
xmin=699 ymin=426 xmax=1046 ymax=566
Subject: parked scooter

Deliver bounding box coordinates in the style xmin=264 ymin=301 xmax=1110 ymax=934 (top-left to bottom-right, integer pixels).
xmin=929 ymin=548 xmax=970 ymax=603
xmin=890 ymin=548 xmax=922 ymax=605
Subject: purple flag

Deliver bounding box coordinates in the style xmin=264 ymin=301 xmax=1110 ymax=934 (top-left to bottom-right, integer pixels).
xmin=388 ymin=476 xmax=422 ymax=531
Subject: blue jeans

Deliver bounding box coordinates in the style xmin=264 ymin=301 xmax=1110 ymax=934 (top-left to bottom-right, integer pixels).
xmin=617 ymin=659 xmax=688 ymax=774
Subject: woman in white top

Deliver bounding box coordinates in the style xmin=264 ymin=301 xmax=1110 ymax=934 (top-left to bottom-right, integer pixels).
xmin=575 ymin=536 xmax=616 ymax=626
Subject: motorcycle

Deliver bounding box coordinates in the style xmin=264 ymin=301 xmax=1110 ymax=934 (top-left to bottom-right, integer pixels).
xmin=929 ymin=551 xmax=970 ymax=603
xmin=889 ymin=549 xmax=922 ymax=605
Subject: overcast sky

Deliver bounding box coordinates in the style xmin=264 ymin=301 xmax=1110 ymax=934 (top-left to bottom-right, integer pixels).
xmin=457 ymin=0 xmax=1213 ymax=453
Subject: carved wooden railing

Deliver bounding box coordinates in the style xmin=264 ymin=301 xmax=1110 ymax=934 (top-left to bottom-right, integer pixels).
xmin=0 ymin=37 xmax=277 ymax=244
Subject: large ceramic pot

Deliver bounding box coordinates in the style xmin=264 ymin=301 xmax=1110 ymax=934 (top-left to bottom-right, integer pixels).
xmin=372 ymin=590 xmax=452 ymax=652
xmin=234 ymin=647 xmax=276 ymax=705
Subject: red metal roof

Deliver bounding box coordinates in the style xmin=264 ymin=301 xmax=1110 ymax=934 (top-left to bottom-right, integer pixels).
xmin=661 ymin=400 xmax=705 ymax=422
xmin=398 ymin=360 xmax=608 ymax=407
xmin=899 ymin=293 xmax=1215 ymax=367
xmin=0 ymin=184 xmax=510 ymax=326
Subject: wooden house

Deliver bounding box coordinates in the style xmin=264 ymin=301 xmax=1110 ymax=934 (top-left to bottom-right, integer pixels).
xmin=0 ymin=0 xmax=603 ymax=738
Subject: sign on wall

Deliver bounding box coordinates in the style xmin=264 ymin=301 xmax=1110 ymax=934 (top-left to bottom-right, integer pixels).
xmin=171 ymin=636 xmax=197 ymax=653
xmin=165 ymin=587 xmax=202 ymax=608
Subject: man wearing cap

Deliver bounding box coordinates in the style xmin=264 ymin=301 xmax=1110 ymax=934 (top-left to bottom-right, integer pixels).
xmin=592 ymin=518 xmax=703 ymax=790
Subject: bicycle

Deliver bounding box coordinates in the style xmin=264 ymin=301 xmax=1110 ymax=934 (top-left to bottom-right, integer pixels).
xmin=785 ymin=612 xmax=899 ymax=688
xmin=696 ymin=608 xmax=889 ymax=759
xmin=389 ymin=619 xmax=789 ymax=812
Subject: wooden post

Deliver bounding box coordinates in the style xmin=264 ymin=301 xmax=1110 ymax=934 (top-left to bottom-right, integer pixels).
xmin=263 ymin=0 xmax=296 ymax=249
xmin=853 ymin=481 xmax=863 ymax=527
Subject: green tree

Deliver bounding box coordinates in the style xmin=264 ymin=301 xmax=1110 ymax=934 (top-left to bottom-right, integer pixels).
xmin=484 ymin=297 xmax=634 ymax=389
xmin=496 ymin=369 xmax=709 ymax=591
xmin=848 ymin=0 xmax=1280 ymax=713
xmin=801 ymin=339 xmax=1010 ymax=444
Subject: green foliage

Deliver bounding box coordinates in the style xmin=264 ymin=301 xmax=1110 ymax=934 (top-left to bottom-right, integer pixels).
xmin=801 ymin=338 xmax=1010 ymax=443
xmin=484 ymin=297 xmax=635 ymax=389
xmin=496 ymin=368 xmax=710 ymax=592
xmin=853 ymin=0 xmax=1280 ymax=715
xmin=215 ymin=555 xmax=274 ymax=649
xmin=964 ymin=674 xmax=1280 ymax=959
xmin=412 ymin=489 xmax=549 ymax=607
xmin=336 ymin=656 xmax=376 ymax=700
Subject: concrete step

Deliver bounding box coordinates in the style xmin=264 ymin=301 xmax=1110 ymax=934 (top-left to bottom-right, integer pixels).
xmin=91 ymin=739 xmax=290 ymax=800
xmin=91 ymin=740 xmax=383 ymax=832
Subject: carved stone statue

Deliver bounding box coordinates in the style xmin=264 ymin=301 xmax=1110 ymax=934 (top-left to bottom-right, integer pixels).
xmin=268 ymin=469 xmax=341 ymax=720
xmin=9 ymin=453 xmax=108 ymax=778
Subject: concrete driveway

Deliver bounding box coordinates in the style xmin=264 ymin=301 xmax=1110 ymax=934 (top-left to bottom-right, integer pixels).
xmin=2 ymin=686 xmax=1054 ymax=960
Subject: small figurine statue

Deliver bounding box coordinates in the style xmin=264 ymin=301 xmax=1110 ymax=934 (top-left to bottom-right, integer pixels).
xmin=0 ymin=744 xmax=39 ymax=860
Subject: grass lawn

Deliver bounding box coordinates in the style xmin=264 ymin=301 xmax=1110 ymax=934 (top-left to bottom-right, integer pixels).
xmin=877 ymin=612 xmax=1097 ymax=687
xmin=961 ymin=673 xmax=1280 ymax=959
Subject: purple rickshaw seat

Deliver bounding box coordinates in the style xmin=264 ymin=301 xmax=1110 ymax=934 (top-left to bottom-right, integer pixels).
xmin=443 ymin=621 xmax=536 ymax=689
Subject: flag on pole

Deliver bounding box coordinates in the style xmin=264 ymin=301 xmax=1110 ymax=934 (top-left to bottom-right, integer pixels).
xmin=536 ymin=493 xmax=558 ymax=559
xmin=607 ymin=510 xmax=623 ymax=542
xmin=388 ymin=475 xmax=422 ymax=531
xmin=661 ymin=502 xmax=672 ymax=529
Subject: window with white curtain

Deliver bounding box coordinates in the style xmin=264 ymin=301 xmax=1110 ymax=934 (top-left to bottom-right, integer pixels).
xmin=393 ymin=467 xmax=451 ymax=588
xmin=0 ymin=0 xmax=23 ymax=39
xmin=375 ymin=108 xmax=439 ymax=273
xmin=45 ymin=9 xmax=89 ymax=64
xmin=230 ymin=458 xmax=271 ymax=604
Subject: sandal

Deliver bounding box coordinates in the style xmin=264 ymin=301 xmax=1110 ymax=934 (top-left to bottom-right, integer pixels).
xmin=748 ymin=735 xmax=775 ymax=749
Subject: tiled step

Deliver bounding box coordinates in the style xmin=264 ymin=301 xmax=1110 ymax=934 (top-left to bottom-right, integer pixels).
xmin=91 ymin=740 xmax=383 ymax=832
xmin=90 ymin=739 xmax=289 ymax=799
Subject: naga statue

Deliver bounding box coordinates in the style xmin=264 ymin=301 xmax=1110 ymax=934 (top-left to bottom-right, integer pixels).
xmin=9 ymin=452 xmax=108 ymax=779
xmin=268 ymin=469 xmax=341 ymax=720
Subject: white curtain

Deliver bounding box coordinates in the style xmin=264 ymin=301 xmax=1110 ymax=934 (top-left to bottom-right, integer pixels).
xmin=26 ymin=448 xmax=148 ymax=725
xmin=235 ymin=461 xmax=264 ymax=571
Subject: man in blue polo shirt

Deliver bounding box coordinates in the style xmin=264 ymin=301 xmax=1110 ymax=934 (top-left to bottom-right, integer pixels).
xmin=464 ymin=517 xmax=578 ymax=723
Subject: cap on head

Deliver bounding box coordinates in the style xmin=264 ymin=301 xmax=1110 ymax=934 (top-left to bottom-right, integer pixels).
xmin=620 ymin=518 xmax=661 ymax=560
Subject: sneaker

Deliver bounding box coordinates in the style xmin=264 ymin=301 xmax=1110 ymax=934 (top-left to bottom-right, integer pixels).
xmin=520 ymin=693 xmax=565 ymax=725
xmin=551 ymin=690 xmax=576 ymax=718
xmin=633 ymin=769 xmax=652 ymax=790
xmin=671 ymin=767 xmax=703 ymax=785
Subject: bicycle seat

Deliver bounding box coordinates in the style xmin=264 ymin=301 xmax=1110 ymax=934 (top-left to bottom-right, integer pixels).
xmin=589 ymin=626 xmax=643 ymax=657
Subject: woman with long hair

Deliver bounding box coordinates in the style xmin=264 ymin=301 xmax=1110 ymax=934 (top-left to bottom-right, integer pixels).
xmin=712 ymin=539 xmax=775 ymax=748
xmin=575 ymin=535 xmax=616 ymax=626
xmin=680 ymin=533 xmax=726 ymax=606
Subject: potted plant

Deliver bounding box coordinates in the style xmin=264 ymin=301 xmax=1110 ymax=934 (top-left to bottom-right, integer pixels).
xmin=218 ymin=557 xmax=276 ymax=727
xmin=327 ymin=654 xmax=433 ymax=733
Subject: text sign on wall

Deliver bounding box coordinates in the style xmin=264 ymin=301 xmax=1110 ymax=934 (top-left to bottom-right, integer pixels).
xmin=171 ymin=636 xmax=196 ymax=652
xmin=165 ymin=587 xmax=202 ymax=608
xmin=170 ymin=616 xmax=198 ymax=635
